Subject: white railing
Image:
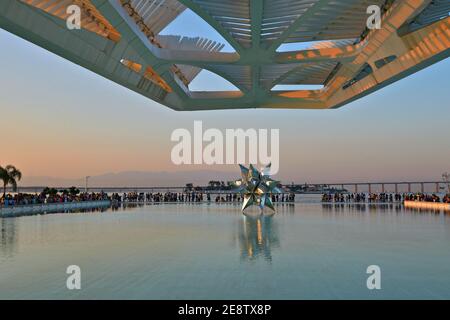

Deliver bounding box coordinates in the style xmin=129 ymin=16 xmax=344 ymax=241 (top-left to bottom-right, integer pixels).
xmin=0 ymin=200 xmax=111 ymax=217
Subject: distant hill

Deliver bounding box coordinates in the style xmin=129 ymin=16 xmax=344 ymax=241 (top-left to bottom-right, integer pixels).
xmin=20 ymin=170 xmax=239 ymax=188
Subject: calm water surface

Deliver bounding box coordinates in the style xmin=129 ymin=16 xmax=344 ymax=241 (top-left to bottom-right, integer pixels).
xmin=1 ymin=202 xmax=450 ymax=299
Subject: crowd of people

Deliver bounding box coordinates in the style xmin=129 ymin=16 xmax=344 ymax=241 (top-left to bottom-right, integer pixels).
xmin=404 ymin=193 xmax=450 ymax=203
xmin=322 ymin=193 xmax=401 ymax=203
xmin=322 ymin=192 xmax=450 ymax=204
xmin=110 ymin=192 xmax=296 ymax=204
xmin=445 ymin=195 xmax=450 ymax=203
xmin=3 ymin=189 xmax=449 ymax=208
xmin=1 ymin=190 xmax=109 ymax=207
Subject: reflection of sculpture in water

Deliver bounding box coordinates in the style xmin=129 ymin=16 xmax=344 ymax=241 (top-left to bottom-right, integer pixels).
xmin=237 ymin=215 xmax=280 ymax=262
xmin=0 ymin=218 xmax=18 ymax=258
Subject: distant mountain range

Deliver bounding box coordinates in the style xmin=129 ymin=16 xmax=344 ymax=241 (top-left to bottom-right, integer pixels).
xmin=19 ymin=170 xmax=240 ymax=188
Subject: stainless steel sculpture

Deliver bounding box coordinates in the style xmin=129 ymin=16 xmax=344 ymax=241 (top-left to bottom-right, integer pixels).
xmin=233 ymin=164 xmax=282 ymax=213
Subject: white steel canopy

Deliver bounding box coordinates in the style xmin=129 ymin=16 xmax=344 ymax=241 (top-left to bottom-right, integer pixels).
xmin=1 ymin=0 xmax=449 ymax=111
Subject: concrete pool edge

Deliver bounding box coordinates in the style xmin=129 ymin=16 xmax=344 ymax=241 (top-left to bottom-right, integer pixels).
xmin=0 ymin=200 xmax=111 ymax=217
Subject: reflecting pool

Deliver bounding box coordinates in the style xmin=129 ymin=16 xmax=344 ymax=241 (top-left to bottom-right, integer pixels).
xmin=1 ymin=203 xmax=450 ymax=299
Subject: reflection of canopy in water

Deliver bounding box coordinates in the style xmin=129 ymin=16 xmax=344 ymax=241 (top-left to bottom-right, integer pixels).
xmin=3 ymin=0 xmax=449 ymax=110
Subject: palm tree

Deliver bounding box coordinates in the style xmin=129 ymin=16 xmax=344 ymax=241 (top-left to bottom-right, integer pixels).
xmin=0 ymin=165 xmax=22 ymax=198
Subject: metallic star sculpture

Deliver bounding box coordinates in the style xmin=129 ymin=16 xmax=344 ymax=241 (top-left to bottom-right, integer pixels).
xmin=232 ymin=163 xmax=282 ymax=213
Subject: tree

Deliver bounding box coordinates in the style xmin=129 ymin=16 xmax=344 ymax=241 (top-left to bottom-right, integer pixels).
xmin=48 ymin=188 xmax=58 ymax=196
xmin=42 ymin=187 xmax=58 ymax=196
xmin=0 ymin=165 xmax=22 ymax=197
xmin=42 ymin=187 xmax=50 ymax=196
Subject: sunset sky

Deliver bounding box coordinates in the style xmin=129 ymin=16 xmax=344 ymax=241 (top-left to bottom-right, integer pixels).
xmin=1 ymin=9 xmax=450 ymax=186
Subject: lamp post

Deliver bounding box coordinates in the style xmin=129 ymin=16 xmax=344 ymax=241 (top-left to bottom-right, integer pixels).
xmin=85 ymin=176 xmax=90 ymax=193
xmin=443 ymin=173 xmax=450 ymax=193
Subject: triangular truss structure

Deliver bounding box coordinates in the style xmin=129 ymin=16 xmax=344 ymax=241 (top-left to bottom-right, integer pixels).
xmin=1 ymin=0 xmax=449 ymax=111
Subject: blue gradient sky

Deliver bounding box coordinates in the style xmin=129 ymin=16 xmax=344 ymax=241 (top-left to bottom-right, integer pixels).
xmin=1 ymin=9 xmax=450 ymax=184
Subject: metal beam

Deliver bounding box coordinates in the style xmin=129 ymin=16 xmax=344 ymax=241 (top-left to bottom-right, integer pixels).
xmin=155 ymin=46 xmax=355 ymax=66
xmin=250 ymin=0 xmax=264 ymax=49
xmin=267 ymin=0 xmax=330 ymax=53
